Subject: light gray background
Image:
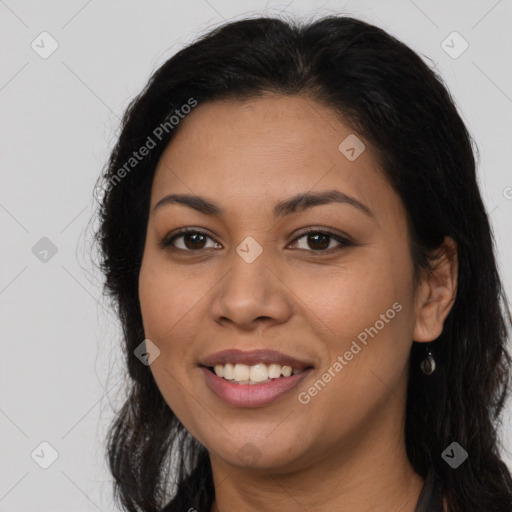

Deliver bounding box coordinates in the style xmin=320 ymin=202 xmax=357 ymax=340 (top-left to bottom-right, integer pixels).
xmin=1 ymin=0 xmax=511 ymax=510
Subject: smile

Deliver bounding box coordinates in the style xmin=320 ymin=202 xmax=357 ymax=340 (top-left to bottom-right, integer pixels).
xmin=199 ymin=348 xmax=315 ymax=407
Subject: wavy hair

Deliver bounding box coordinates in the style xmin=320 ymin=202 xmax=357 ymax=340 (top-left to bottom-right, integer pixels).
xmin=93 ymin=14 xmax=512 ymax=512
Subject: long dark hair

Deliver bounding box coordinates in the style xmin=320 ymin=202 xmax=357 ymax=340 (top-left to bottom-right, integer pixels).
xmin=94 ymin=14 xmax=512 ymax=512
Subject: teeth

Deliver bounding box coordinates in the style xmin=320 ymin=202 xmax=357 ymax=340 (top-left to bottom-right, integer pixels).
xmin=233 ymin=363 xmax=250 ymax=381
xmin=223 ymin=363 xmax=234 ymax=380
xmin=249 ymin=364 xmax=268 ymax=382
xmin=214 ymin=364 xmax=224 ymax=378
xmin=212 ymin=362 xmax=305 ymax=382
xmin=268 ymin=364 xmax=282 ymax=379
xmin=281 ymin=365 xmax=292 ymax=377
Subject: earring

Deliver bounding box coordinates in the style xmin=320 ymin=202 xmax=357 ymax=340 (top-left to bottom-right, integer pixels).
xmin=420 ymin=343 xmax=436 ymax=375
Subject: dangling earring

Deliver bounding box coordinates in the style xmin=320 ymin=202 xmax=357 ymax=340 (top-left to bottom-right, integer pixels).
xmin=420 ymin=343 xmax=436 ymax=375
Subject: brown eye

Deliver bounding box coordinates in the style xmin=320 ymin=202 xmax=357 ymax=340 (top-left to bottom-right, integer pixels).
xmin=160 ymin=229 xmax=220 ymax=251
xmin=181 ymin=232 xmax=207 ymax=250
xmin=304 ymin=233 xmax=330 ymax=250
xmin=291 ymin=229 xmax=353 ymax=253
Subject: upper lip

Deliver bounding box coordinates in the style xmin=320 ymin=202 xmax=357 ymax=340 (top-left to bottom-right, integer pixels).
xmin=199 ymin=349 xmax=313 ymax=370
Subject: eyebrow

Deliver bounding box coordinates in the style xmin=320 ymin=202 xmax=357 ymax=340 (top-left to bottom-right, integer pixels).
xmin=153 ymin=189 xmax=375 ymax=220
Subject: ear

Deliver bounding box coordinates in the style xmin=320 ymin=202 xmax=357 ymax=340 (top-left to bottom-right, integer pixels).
xmin=413 ymin=236 xmax=458 ymax=343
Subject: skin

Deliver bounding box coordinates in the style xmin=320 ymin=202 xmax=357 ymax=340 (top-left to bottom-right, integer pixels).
xmin=138 ymin=94 xmax=457 ymax=512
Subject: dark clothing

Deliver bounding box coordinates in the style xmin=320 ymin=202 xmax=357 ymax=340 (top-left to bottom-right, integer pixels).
xmin=414 ymin=467 xmax=445 ymax=512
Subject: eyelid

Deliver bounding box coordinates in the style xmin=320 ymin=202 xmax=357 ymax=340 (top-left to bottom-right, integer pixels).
xmin=159 ymin=226 xmax=354 ymax=253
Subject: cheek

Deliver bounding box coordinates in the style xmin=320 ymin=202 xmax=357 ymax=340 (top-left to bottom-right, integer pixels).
xmin=294 ymin=283 xmax=411 ymax=448
xmin=139 ymin=255 xmax=204 ymax=344
xmin=138 ymin=259 xmax=210 ymax=434
xmin=293 ymin=252 xmax=410 ymax=343
xmin=138 ymin=265 xmax=193 ymax=396
xmin=295 ymin=248 xmax=414 ymax=398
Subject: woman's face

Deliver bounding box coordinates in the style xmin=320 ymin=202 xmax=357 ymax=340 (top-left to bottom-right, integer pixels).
xmin=138 ymin=94 xmax=433 ymax=472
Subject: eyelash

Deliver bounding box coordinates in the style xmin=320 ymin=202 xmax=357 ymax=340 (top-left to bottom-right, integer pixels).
xmin=159 ymin=227 xmax=353 ymax=254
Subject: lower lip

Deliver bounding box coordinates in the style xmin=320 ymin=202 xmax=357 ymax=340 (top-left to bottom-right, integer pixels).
xmin=200 ymin=366 xmax=313 ymax=408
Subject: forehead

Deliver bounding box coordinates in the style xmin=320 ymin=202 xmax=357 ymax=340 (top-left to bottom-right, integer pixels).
xmin=150 ymin=94 xmax=404 ymax=226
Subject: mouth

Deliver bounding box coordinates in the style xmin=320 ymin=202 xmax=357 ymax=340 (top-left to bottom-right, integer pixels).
xmin=199 ymin=348 xmax=314 ymax=407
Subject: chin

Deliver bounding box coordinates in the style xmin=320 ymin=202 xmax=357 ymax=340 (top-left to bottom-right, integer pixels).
xmin=208 ymin=435 xmax=308 ymax=472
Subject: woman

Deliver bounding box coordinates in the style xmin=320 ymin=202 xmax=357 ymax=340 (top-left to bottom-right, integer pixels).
xmin=94 ymin=15 xmax=512 ymax=512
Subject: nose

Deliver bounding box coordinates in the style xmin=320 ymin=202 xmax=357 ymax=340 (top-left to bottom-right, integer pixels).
xmin=210 ymin=248 xmax=293 ymax=331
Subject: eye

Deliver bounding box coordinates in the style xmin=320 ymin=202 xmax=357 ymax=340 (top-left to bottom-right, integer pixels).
xmin=159 ymin=228 xmax=220 ymax=251
xmin=159 ymin=227 xmax=353 ymax=253
xmin=290 ymin=228 xmax=353 ymax=253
